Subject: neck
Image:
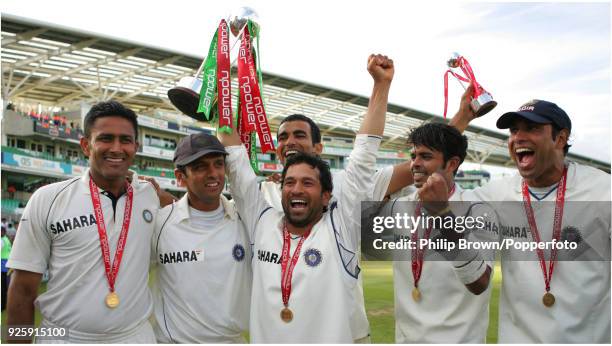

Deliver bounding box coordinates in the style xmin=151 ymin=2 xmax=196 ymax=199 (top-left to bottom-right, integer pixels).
xmin=285 ymin=215 xmax=322 ymax=236
xmin=188 ymin=193 xmax=221 ymax=212
xmin=90 ymin=171 xmax=126 ymax=197
xmin=526 ymin=160 xmax=565 ymax=188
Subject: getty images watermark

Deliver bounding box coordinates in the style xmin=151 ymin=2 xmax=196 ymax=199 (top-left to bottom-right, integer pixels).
xmin=361 ymin=201 xmax=610 ymax=262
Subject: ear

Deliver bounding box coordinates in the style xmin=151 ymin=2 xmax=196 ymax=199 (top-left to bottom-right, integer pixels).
xmin=174 ymin=168 xmax=187 ymax=188
xmin=555 ymin=129 xmax=569 ymax=149
xmin=313 ymin=143 xmax=323 ymax=155
xmin=321 ymin=190 xmax=332 ymax=208
xmin=80 ymin=136 xmax=91 ymax=157
xmin=445 ymin=156 xmax=461 ymax=175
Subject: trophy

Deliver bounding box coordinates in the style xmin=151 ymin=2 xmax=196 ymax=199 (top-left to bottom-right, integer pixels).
xmin=167 ymin=7 xmax=260 ymax=121
xmin=444 ymin=52 xmax=496 ymax=118
xmin=166 ymin=7 xmax=274 ymax=173
xmin=167 ymin=74 xmax=204 ymax=119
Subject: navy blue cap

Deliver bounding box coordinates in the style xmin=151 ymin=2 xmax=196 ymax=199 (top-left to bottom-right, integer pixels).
xmin=496 ymin=100 xmax=572 ymax=131
xmin=173 ymin=133 xmax=227 ymax=167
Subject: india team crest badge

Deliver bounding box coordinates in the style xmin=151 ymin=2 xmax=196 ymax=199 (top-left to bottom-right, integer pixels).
xmin=142 ymin=209 xmax=153 ymax=223
xmin=232 ymin=244 xmax=246 ymax=262
xmin=303 ymin=248 xmax=322 ymax=267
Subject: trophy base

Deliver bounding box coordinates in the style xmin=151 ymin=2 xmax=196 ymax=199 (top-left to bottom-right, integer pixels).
xmin=167 ymin=77 xmax=206 ymax=121
xmin=471 ymin=92 xmax=497 ymax=117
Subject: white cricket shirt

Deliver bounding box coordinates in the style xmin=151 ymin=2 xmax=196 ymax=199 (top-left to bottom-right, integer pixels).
xmin=259 ymin=163 xmax=393 ymax=340
xmin=227 ymin=134 xmax=380 ymax=343
xmin=462 ymin=161 xmax=611 ymax=343
xmin=390 ymin=185 xmax=492 ymax=343
xmin=151 ymin=194 xmax=251 ymax=343
xmin=7 ymin=169 xmax=159 ymax=337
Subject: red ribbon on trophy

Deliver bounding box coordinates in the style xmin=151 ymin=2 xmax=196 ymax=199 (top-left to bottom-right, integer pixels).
xmin=443 ymin=53 xmax=497 ymax=119
xmin=167 ymin=8 xmax=275 ymax=173
xmin=237 ymin=24 xmax=275 ymax=157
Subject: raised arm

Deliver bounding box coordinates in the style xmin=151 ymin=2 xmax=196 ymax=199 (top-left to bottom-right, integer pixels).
xmin=448 ymin=83 xmax=477 ymax=133
xmin=220 ymin=130 xmax=270 ymax=238
xmin=358 ymin=54 xmax=394 ymax=136
xmin=334 ymin=54 xmax=395 ymax=250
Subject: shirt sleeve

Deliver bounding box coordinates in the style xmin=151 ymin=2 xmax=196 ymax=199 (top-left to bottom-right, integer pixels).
xmin=370 ymin=165 xmax=394 ymax=201
xmin=334 ymin=134 xmax=381 ymax=253
xmin=226 ymin=145 xmax=270 ymax=241
xmin=7 ymin=188 xmax=52 ymax=274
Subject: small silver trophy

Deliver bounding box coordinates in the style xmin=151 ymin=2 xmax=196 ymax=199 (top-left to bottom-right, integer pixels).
xmin=446 ymin=52 xmax=496 ymax=117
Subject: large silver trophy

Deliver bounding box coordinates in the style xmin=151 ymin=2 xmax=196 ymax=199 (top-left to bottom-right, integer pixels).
xmin=446 ymin=52 xmax=496 ymax=117
xmin=167 ymin=7 xmax=259 ymax=120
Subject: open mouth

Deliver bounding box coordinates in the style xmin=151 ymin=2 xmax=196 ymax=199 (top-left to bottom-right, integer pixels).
xmin=515 ymin=147 xmax=535 ymax=167
xmin=205 ymin=182 xmax=220 ymax=188
xmin=412 ymin=171 xmax=428 ymax=180
xmin=105 ymin=157 xmax=125 ymax=164
xmin=284 ymin=150 xmax=299 ymax=159
xmin=290 ymin=198 xmax=308 ymax=210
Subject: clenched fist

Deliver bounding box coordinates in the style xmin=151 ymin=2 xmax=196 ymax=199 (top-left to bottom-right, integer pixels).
xmin=417 ymin=172 xmax=450 ymax=214
xmin=367 ymin=54 xmax=394 ymax=84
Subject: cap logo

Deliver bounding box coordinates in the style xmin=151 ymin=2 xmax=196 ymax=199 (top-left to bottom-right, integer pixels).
xmin=518 ymin=105 xmax=535 ymax=112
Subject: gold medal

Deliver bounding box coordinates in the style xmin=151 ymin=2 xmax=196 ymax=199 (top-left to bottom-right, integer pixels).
xmin=280 ymin=307 xmax=293 ymax=323
xmin=412 ymin=287 xmax=421 ymax=302
xmin=105 ymin=292 xmax=120 ymax=308
xmin=542 ymin=292 xmax=555 ymax=307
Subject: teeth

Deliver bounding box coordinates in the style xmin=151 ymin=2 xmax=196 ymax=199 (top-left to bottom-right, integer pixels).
xmin=291 ymin=199 xmax=306 ymax=204
xmin=516 ymin=148 xmax=533 ymax=154
xmin=106 ymin=158 xmax=123 ymax=162
xmin=285 ymin=150 xmax=298 ymax=157
xmin=205 ymin=182 xmax=219 ymax=187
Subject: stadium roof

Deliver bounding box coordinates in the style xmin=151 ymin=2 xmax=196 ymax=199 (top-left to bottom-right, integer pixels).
xmin=1 ymin=14 xmax=609 ymax=172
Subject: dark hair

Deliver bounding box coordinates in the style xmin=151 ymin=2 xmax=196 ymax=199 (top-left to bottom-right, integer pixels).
xmin=281 ymin=153 xmax=333 ymax=194
xmin=408 ymin=123 xmax=468 ymax=175
xmin=278 ymin=114 xmax=321 ymax=145
xmin=551 ymin=125 xmax=571 ymax=156
xmin=84 ymin=101 xmax=138 ymax=138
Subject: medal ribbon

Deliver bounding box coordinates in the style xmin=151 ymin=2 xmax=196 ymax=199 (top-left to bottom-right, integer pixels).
xmin=411 ymin=184 xmax=456 ymax=288
xmin=237 ymin=24 xmax=275 ymax=155
xmin=280 ymin=223 xmax=312 ymax=309
xmin=443 ymin=56 xmax=484 ymax=119
xmin=197 ymin=28 xmax=219 ymax=121
xmin=216 ymin=19 xmax=233 ymax=134
xmin=89 ymin=176 xmax=134 ymax=294
xmin=521 ymin=166 xmax=567 ymax=293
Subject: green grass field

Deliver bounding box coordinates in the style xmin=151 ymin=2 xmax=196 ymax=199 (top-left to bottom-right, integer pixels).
xmin=2 ymin=262 xmax=502 ymax=343
xmin=361 ymin=261 xmax=501 ymax=344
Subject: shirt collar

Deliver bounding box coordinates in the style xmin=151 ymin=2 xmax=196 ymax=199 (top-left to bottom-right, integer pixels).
xmin=175 ymin=193 xmax=237 ymax=222
xmin=80 ymin=168 xmax=140 ymax=195
xmin=513 ymin=160 xmax=574 ymax=193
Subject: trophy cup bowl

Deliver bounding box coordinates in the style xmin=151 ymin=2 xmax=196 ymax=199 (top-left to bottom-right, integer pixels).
xmin=447 ymin=52 xmax=461 ymax=68
xmin=167 ymin=76 xmax=203 ymax=120
xmin=229 ymin=6 xmax=260 ymax=36
xmin=470 ymin=91 xmax=497 ymax=117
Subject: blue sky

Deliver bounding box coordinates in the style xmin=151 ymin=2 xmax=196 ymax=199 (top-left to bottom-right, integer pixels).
xmin=2 ymin=0 xmax=610 ymax=164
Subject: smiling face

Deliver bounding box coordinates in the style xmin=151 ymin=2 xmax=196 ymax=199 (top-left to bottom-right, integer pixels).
xmin=508 ymin=118 xmax=568 ymax=185
xmin=410 ymin=145 xmax=458 ymax=188
xmin=281 ymin=163 xmax=331 ymax=228
xmin=276 ymin=120 xmax=323 ymax=165
xmin=80 ymin=116 xmax=138 ymax=189
xmin=176 ymin=153 xmax=226 ymax=211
